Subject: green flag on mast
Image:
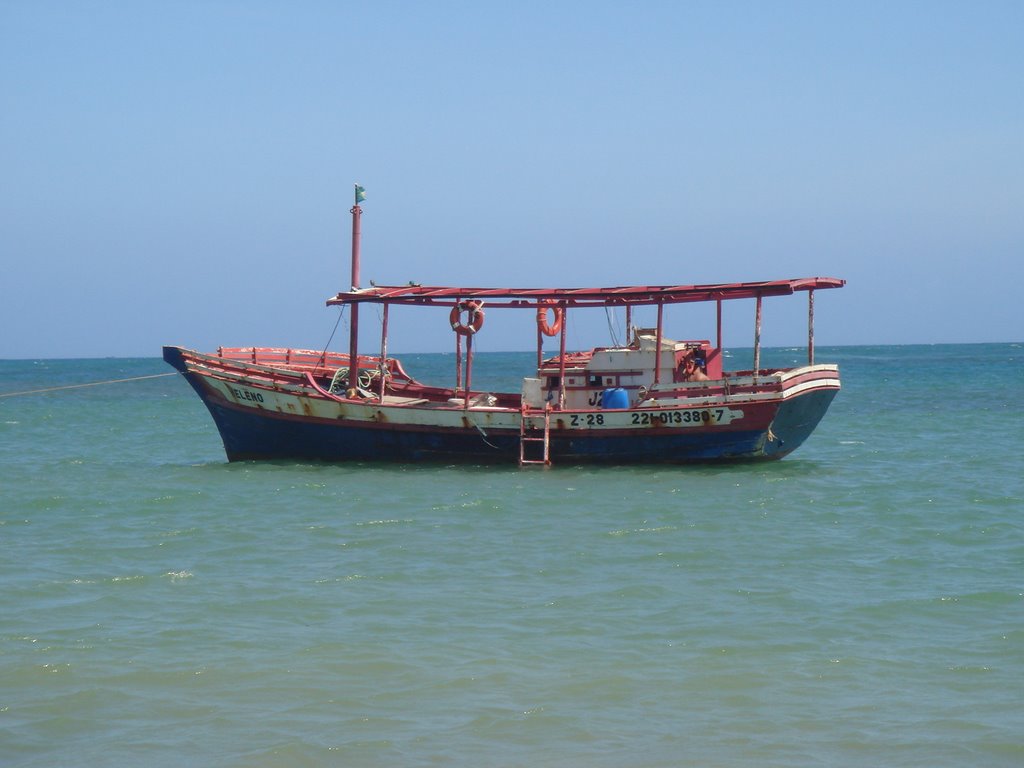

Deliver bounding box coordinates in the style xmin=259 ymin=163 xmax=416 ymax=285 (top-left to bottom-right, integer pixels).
xmin=355 ymin=184 xmax=366 ymax=204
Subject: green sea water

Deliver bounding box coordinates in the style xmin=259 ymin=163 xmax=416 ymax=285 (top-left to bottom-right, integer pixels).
xmin=1 ymin=344 xmax=1022 ymax=767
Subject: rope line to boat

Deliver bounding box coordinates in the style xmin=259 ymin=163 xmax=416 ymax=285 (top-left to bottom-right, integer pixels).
xmin=465 ymin=414 xmax=502 ymax=451
xmin=605 ymin=305 xmax=622 ymax=347
xmin=316 ymin=305 xmax=346 ymax=368
xmin=0 ymin=372 xmax=179 ymax=399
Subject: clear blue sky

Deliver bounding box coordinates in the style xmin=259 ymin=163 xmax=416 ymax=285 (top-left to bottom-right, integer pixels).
xmin=2 ymin=1 xmax=1021 ymax=358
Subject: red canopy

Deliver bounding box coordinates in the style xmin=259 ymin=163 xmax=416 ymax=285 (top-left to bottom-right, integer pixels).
xmin=327 ymin=277 xmax=844 ymax=309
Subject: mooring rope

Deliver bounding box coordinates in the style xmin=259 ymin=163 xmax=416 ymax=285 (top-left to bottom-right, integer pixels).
xmin=0 ymin=372 xmax=178 ymax=399
xmin=317 ymin=305 xmax=346 ymax=368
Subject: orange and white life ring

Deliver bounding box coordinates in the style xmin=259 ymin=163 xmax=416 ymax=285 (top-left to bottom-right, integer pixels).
xmin=450 ymin=300 xmax=485 ymax=336
xmin=536 ymin=301 xmax=563 ymax=337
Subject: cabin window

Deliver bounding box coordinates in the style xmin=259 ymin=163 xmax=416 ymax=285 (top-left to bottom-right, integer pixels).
xmin=547 ymin=376 xmax=560 ymax=389
xmin=588 ymin=374 xmax=603 ymax=387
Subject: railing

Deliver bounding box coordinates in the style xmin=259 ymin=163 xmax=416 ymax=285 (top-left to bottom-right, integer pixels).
xmin=216 ymin=346 xmax=350 ymax=368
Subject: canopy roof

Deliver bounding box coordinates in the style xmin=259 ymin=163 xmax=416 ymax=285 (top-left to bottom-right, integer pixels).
xmin=327 ymin=277 xmax=845 ymax=309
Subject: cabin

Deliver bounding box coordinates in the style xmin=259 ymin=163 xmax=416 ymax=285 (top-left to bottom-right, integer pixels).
xmin=526 ymin=330 xmax=721 ymax=409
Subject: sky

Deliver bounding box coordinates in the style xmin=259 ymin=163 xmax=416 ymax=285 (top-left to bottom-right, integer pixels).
xmin=2 ymin=1 xmax=1021 ymax=358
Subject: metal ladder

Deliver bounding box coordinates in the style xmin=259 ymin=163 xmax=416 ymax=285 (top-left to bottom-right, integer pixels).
xmin=519 ymin=405 xmax=551 ymax=466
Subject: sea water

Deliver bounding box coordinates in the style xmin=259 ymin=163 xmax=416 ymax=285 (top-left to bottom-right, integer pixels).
xmin=1 ymin=344 xmax=1021 ymax=768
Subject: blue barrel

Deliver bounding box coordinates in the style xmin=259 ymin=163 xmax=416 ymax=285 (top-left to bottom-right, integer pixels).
xmin=600 ymin=387 xmax=629 ymax=409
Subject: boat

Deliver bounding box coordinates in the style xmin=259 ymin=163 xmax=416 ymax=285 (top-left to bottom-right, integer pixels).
xmin=164 ymin=188 xmax=845 ymax=465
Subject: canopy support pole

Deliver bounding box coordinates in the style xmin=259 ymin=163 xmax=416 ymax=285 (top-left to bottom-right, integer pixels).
xmin=716 ymin=298 xmax=722 ymax=356
xmin=653 ymin=301 xmax=664 ymax=384
xmin=378 ymin=303 xmax=389 ymax=403
xmin=753 ymin=294 xmax=763 ymax=380
xmin=536 ymin=303 xmax=543 ymax=371
xmin=808 ymin=289 xmax=816 ymax=366
xmin=464 ymin=333 xmax=474 ymax=409
xmin=455 ymin=326 xmax=463 ymax=392
xmin=557 ymin=303 xmax=567 ymax=409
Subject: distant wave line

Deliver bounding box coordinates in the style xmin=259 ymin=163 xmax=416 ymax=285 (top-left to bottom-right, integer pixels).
xmin=0 ymin=372 xmax=178 ymax=398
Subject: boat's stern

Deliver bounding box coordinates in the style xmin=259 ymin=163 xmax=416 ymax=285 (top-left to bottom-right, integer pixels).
xmin=760 ymin=364 xmax=841 ymax=458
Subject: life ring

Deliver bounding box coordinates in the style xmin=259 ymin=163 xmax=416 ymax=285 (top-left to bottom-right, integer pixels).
xmin=536 ymin=301 xmax=563 ymax=337
xmin=450 ymin=300 xmax=485 ymax=336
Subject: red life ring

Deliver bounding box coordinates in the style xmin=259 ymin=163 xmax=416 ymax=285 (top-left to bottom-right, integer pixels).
xmin=450 ymin=300 xmax=485 ymax=336
xmin=536 ymin=301 xmax=563 ymax=337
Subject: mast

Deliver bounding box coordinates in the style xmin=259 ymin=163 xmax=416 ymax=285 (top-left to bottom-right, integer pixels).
xmin=347 ymin=184 xmax=365 ymax=391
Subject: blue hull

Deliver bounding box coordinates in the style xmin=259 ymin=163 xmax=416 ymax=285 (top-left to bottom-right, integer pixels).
xmin=188 ymin=387 xmax=836 ymax=465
